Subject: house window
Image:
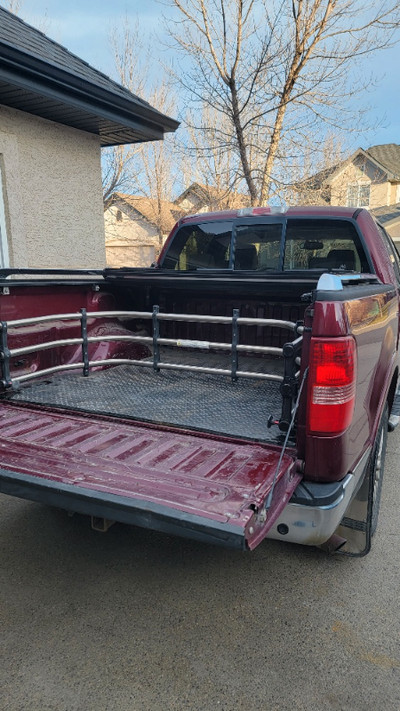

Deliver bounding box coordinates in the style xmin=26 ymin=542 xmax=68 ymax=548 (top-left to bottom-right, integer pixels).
xmin=347 ymin=182 xmax=370 ymax=208
xmin=0 ymin=163 xmax=9 ymax=268
xmin=116 ymin=209 xmax=123 ymax=222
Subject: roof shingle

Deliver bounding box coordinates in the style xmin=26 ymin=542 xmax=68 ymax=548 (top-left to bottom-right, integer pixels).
xmin=113 ymin=193 xmax=180 ymax=233
xmin=0 ymin=7 xmax=179 ymax=145
xmin=366 ymin=144 xmax=400 ymax=180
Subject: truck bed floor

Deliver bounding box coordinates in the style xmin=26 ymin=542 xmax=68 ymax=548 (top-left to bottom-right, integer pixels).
xmin=11 ymin=355 xmax=284 ymax=443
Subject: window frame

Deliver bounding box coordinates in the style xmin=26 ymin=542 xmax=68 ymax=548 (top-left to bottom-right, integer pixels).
xmin=346 ymin=181 xmax=371 ymax=208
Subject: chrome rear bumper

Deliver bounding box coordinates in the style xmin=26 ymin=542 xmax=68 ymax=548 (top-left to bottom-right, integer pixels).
xmin=266 ymin=447 xmax=371 ymax=546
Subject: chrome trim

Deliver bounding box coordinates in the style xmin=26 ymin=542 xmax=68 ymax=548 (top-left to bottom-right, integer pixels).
xmin=6 ymin=310 xmax=296 ymax=331
xmin=266 ymin=447 xmax=371 ymax=546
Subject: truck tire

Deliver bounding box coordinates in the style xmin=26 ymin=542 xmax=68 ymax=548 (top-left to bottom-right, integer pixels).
xmin=369 ymin=403 xmax=388 ymax=537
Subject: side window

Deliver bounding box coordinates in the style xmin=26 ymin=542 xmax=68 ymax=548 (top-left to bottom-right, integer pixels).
xmin=162 ymin=221 xmax=232 ymax=270
xmin=234 ymin=223 xmax=282 ymax=270
xmin=283 ymin=219 xmax=369 ymax=272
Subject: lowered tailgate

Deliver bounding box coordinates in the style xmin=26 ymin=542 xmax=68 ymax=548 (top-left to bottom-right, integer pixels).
xmin=0 ymin=403 xmax=301 ymax=550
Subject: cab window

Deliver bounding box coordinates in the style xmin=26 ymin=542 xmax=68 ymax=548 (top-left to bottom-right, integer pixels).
xmin=162 ymin=222 xmax=231 ymax=270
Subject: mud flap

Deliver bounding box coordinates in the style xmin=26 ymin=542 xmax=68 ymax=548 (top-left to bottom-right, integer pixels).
xmin=333 ymin=473 xmax=373 ymax=556
xmin=334 ymin=405 xmax=388 ymax=557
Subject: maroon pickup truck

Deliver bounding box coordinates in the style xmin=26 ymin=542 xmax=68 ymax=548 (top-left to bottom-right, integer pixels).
xmin=0 ymin=206 xmax=399 ymax=556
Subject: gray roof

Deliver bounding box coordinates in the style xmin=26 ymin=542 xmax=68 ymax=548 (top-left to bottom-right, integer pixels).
xmin=0 ymin=7 xmax=179 ymax=145
xmin=366 ymin=144 xmax=400 ymax=180
xmin=371 ymin=203 xmax=400 ymax=225
xmin=323 ymin=143 xmax=400 ymax=186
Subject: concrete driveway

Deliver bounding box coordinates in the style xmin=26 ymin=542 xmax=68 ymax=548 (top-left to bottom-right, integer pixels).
xmin=1 ymin=431 xmax=400 ymax=711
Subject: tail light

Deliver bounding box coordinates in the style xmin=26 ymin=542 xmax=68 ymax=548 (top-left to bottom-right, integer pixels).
xmin=307 ymin=337 xmax=356 ymax=435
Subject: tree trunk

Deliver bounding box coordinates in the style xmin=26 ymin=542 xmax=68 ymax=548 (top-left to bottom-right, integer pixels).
xmin=230 ymin=80 xmax=258 ymax=205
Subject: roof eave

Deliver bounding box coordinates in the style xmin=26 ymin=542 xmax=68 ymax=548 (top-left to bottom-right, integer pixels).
xmin=0 ymin=44 xmax=179 ymax=145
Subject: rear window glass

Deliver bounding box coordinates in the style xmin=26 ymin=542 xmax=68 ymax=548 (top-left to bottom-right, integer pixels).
xmin=234 ymin=224 xmax=282 ymax=270
xmin=161 ymin=217 xmax=370 ymax=272
xmin=162 ymin=221 xmax=283 ymax=270
xmin=284 ymin=219 xmax=369 ymax=272
xmin=162 ymin=222 xmax=232 ymax=270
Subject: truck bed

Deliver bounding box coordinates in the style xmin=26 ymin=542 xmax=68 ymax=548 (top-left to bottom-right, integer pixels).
xmin=11 ymin=353 xmax=284 ymax=444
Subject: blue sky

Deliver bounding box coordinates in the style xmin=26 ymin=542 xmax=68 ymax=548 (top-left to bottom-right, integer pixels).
xmin=13 ymin=0 xmax=167 ymax=76
xmin=3 ymin=0 xmax=400 ymax=151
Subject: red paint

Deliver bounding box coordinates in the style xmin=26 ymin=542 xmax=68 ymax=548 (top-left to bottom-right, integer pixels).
xmin=0 ymin=403 xmax=298 ymax=546
xmin=0 ymin=205 xmax=399 ymax=546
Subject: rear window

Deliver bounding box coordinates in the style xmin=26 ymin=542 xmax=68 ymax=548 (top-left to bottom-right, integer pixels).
xmin=161 ymin=218 xmax=369 ymax=272
xmin=283 ymin=219 xmax=369 ymax=272
xmin=234 ymin=224 xmax=282 ymax=270
xmin=162 ymin=222 xmax=232 ymax=270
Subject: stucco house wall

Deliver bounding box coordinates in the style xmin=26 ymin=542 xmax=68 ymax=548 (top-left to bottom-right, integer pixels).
xmin=0 ymin=105 xmax=105 ymax=268
xmin=0 ymin=6 xmax=178 ymax=272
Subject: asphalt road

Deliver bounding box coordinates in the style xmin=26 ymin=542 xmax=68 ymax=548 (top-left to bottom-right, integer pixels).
xmin=1 ymin=431 xmax=400 ymax=711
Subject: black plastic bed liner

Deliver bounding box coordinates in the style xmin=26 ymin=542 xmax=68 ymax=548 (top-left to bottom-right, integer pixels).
xmin=11 ymin=362 xmax=284 ymax=444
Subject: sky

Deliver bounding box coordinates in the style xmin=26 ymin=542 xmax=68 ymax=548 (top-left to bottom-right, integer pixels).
xmin=2 ymin=0 xmax=400 ymax=151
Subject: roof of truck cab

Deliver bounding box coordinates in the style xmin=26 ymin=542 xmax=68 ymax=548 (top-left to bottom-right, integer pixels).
xmin=178 ymin=206 xmax=361 ymax=224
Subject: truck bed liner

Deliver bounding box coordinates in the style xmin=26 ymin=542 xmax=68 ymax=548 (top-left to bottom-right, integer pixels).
xmin=0 ymin=402 xmax=299 ymax=549
xmin=11 ymin=359 xmax=284 ymax=443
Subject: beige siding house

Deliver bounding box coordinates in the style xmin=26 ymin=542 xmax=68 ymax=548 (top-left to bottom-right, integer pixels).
xmin=0 ymin=8 xmax=178 ymax=271
xmin=105 ymin=193 xmax=179 ymax=267
xmin=174 ymin=182 xmax=249 ymax=214
xmin=294 ymin=144 xmax=400 ymax=241
xmin=327 ymin=145 xmax=400 ymax=210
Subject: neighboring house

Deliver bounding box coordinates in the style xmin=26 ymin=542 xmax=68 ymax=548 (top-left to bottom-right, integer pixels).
xmin=105 ymin=193 xmax=181 ymax=267
xmin=295 ymin=144 xmax=400 ymax=215
xmin=327 ymin=144 xmax=400 ymax=209
xmin=0 ymin=8 xmax=178 ymax=270
xmin=174 ymin=182 xmax=249 ymax=214
xmin=371 ymin=204 xmax=400 ymax=242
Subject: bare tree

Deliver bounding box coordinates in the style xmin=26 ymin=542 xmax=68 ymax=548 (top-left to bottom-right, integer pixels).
xmin=166 ymin=0 xmax=400 ymax=204
xmin=136 ymin=81 xmax=184 ymax=246
xmin=103 ymin=17 xmax=186 ymax=251
xmin=103 ymin=16 xmax=184 ymax=241
xmin=183 ymin=103 xmax=250 ymax=209
xmin=102 ymin=17 xmax=150 ymax=209
xmin=102 ymin=145 xmax=143 ymax=211
xmin=6 ymin=0 xmax=22 ymax=14
xmin=282 ymin=133 xmax=348 ymax=205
